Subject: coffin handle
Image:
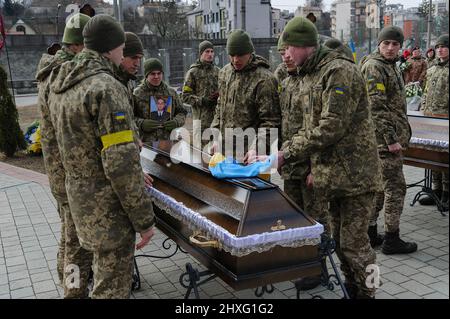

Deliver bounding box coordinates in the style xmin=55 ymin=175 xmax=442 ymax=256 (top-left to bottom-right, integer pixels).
xmin=189 ymin=232 xmax=220 ymax=249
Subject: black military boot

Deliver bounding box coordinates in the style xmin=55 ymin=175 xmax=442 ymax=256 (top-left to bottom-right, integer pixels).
xmin=342 ymin=282 xmax=358 ymax=299
xmin=368 ymin=225 xmax=384 ymax=248
xmin=418 ymin=189 xmax=442 ymax=206
xmin=382 ymin=230 xmax=418 ymax=255
xmin=441 ymin=191 xmax=449 ymax=212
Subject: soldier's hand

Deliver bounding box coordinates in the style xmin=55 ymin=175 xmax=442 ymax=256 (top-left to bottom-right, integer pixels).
xmin=209 ymin=141 xmax=219 ymax=155
xmin=136 ymin=227 xmax=155 ymax=250
xmin=276 ymin=151 xmax=285 ymax=170
xmin=142 ymin=119 xmax=161 ymax=132
xmin=306 ymin=173 xmax=314 ymax=189
xmin=143 ymin=172 xmax=153 ymax=188
xmin=387 ymin=142 xmax=402 ymax=155
xmin=243 ymin=149 xmax=256 ymax=165
xmin=163 ymin=120 xmax=178 ymax=132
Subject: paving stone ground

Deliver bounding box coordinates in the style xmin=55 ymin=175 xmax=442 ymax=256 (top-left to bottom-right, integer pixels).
xmin=0 ymin=162 xmax=448 ymax=299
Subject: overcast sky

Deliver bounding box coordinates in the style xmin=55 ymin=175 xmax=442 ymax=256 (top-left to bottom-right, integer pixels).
xmin=271 ymin=0 xmax=423 ymax=12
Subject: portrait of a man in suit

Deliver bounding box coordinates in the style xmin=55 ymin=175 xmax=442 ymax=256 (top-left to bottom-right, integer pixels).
xmin=150 ymin=97 xmax=171 ymax=122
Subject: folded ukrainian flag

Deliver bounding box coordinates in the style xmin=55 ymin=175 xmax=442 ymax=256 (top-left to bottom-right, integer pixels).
xmin=208 ymin=153 xmax=274 ymax=179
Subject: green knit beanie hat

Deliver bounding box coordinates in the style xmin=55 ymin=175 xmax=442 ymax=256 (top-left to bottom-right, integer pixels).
xmin=62 ymin=13 xmax=91 ymax=45
xmin=282 ymin=17 xmax=319 ymax=47
xmin=123 ymin=32 xmax=144 ymax=57
xmin=83 ymin=14 xmax=125 ymax=53
xmin=277 ymin=32 xmax=287 ymax=51
xmin=199 ymin=40 xmax=214 ymax=56
xmin=144 ymin=58 xmax=163 ymax=78
xmin=377 ymin=26 xmax=404 ymax=46
xmin=226 ymin=29 xmax=255 ymax=56
xmin=435 ymin=34 xmax=449 ymax=48
xmin=324 ymin=38 xmax=353 ymax=60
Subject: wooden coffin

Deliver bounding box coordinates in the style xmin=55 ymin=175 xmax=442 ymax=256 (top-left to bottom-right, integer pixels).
xmin=140 ymin=140 xmax=323 ymax=291
xmin=404 ymin=113 xmax=449 ymax=172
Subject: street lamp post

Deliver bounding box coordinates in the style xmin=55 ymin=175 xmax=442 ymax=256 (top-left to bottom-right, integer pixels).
xmin=426 ymin=0 xmax=433 ymax=49
xmin=56 ymin=3 xmax=61 ymax=37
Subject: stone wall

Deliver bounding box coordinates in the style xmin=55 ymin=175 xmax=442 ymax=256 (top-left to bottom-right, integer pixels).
xmin=0 ymin=35 xmax=278 ymax=93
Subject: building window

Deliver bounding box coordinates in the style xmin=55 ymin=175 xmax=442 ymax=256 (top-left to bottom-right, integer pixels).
xmin=216 ymin=12 xmax=219 ymax=22
xmin=16 ymin=25 xmax=26 ymax=34
xmin=211 ymin=14 xmax=214 ymax=23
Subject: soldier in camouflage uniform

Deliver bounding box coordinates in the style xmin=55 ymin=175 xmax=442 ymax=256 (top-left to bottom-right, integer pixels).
xmin=419 ymin=34 xmax=449 ymax=211
xmin=210 ymin=29 xmax=281 ymax=162
xmin=277 ymin=34 xmax=329 ymax=291
xmin=182 ymin=41 xmax=220 ymax=148
xmin=48 ymin=15 xmax=155 ymax=299
xmin=116 ymin=32 xmax=144 ymax=97
xmin=36 ymin=13 xmax=93 ymax=298
xmin=277 ymin=17 xmax=381 ymax=298
xmin=274 ymin=35 xmax=289 ymax=85
xmin=278 ymin=35 xmax=328 ymax=230
xmin=426 ymin=48 xmax=436 ymax=68
xmin=360 ymin=26 xmax=417 ymax=254
xmin=133 ymin=58 xmax=187 ymax=145
xmin=323 ymin=38 xmax=354 ymax=60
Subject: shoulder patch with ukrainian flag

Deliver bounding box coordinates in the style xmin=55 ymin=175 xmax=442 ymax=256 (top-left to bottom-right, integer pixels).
xmin=335 ymin=87 xmax=345 ymax=95
xmin=114 ymin=111 xmax=126 ymax=121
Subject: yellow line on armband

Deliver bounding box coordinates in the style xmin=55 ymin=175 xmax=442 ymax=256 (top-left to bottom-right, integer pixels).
xmin=376 ymin=83 xmax=385 ymax=92
xmin=183 ymin=85 xmax=193 ymax=93
xmin=101 ymin=130 xmax=133 ymax=151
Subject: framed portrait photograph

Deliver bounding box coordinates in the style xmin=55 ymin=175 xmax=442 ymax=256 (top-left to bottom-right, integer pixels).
xmin=149 ymin=96 xmax=173 ymax=122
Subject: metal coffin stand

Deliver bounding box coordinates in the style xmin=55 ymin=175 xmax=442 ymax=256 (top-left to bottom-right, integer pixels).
xmin=134 ymin=140 xmax=344 ymax=298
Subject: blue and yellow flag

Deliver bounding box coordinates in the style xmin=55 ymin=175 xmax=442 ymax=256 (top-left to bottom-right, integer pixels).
xmin=114 ymin=111 xmax=126 ymax=121
xmin=349 ymin=39 xmax=357 ymax=63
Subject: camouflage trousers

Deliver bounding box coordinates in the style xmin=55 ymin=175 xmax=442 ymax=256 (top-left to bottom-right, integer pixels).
xmin=91 ymin=237 xmax=135 ymax=299
xmin=370 ymin=152 xmax=406 ymax=233
xmin=432 ymin=171 xmax=449 ymax=192
xmin=284 ymin=179 xmax=329 ymax=233
xmin=61 ymin=202 xmax=93 ymax=299
xmin=329 ymin=192 xmax=377 ymax=298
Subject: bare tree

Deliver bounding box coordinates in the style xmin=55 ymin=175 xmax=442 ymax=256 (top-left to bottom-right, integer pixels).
xmin=137 ymin=1 xmax=189 ymax=39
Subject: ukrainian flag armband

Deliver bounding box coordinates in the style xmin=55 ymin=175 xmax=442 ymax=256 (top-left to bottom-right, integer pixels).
xmin=101 ymin=130 xmax=134 ymax=151
xmin=183 ymin=85 xmax=193 ymax=93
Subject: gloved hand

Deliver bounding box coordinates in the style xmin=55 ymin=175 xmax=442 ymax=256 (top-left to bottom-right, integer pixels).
xmin=141 ymin=119 xmax=161 ymax=132
xmin=163 ymin=119 xmax=178 ymax=132
xmin=202 ymin=97 xmax=218 ymax=107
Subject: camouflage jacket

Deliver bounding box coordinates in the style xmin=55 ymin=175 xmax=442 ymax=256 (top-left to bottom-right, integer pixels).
xmin=360 ymin=51 xmax=411 ymax=152
xmin=115 ymin=65 xmax=141 ymax=136
xmin=133 ymin=80 xmax=187 ymax=144
xmin=211 ymin=54 xmax=281 ymax=155
xmin=403 ymin=56 xmax=427 ymax=85
xmin=274 ymin=62 xmax=289 ymax=87
xmin=421 ymin=58 xmax=449 ymax=116
xmin=35 ymin=47 xmax=75 ymax=203
xmin=36 ymin=53 xmax=55 ymax=74
xmin=427 ymin=57 xmax=438 ymax=69
xmin=116 ymin=64 xmax=139 ymax=100
xmin=279 ymin=70 xmax=310 ymax=180
xmin=48 ymin=49 xmax=155 ymax=251
xmin=282 ymin=46 xmax=381 ymax=198
xmin=182 ymin=60 xmax=219 ymax=130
